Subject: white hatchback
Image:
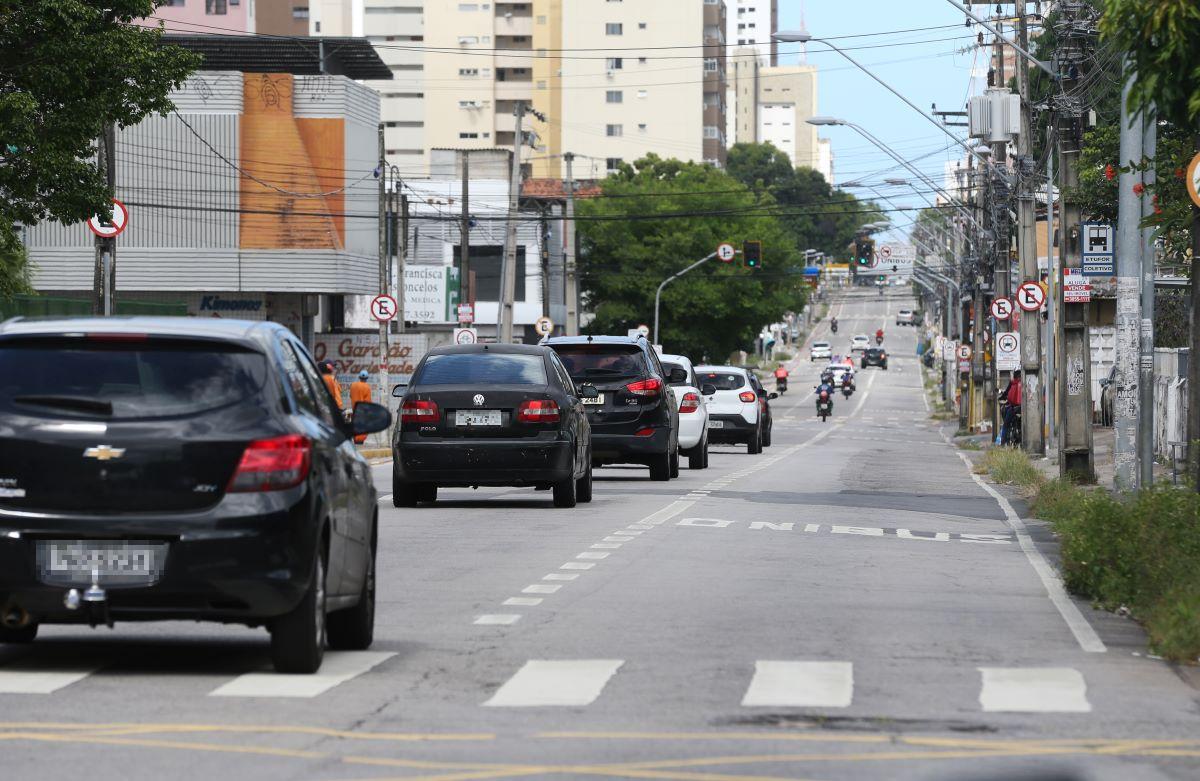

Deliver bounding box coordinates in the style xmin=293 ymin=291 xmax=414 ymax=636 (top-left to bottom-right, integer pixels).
xmin=851 ymin=335 xmax=871 ymax=353
xmin=660 ymin=353 xmax=711 ymax=469
xmin=810 ymin=341 xmax=832 ymax=361
xmin=694 ymin=365 xmax=765 ymax=455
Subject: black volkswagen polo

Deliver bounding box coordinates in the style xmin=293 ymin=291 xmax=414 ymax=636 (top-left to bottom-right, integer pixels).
xmin=390 ymin=344 xmax=593 ymax=508
xmin=0 ymin=317 xmax=392 ymax=674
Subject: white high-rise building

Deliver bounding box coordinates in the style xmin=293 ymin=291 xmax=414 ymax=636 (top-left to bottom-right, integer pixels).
xmin=725 ymin=0 xmax=776 ymax=65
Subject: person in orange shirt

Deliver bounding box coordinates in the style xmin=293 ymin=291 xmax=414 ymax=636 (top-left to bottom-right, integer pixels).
xmin=320 ymin=361 xmax=343 ymax=411
xmin=349 ymin=370 xmax=372 ymax=444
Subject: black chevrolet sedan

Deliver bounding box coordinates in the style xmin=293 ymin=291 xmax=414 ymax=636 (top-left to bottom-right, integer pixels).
xmin=391 ymin=344 xmax=593 ymax=508
xmin=0 ymin=318 xmax=392 ymax=674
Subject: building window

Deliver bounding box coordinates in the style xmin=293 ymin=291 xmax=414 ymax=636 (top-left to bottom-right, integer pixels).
xmin=704 ymin=58 xmax=718 ymax=72
xmin=606 ymin=157 xmax=623 ymax=172
xmin=606 ymin=124 xmax=623 ymax=137
xmin=205 ymin=0 xmax=227 ymax=13
xmin=458 ymin=3 xmax=479 ymax=9
xmin=638 ymin=123 xmax=647 ymax=132
xmin=606 ymin=57 xmax=623 ymax=70
xmin=605 ymin=22 xmax=623 ymax=35
xmin=460 ymin=132 xmax=480 ymax=139
xmin=636 ymin=89 xmax=647 ymax=98
xmin=638 ymin=22 xmax=647 ymax=29
xmin=459 ymin=68 xmax=480 ymax=76
xmin=605 ymin=90 xmax=623 ymax=103
xmin=162 ymin=0 xmax=185 ymax=5
xmin=458 ymin=36 xmax=479 ymax=44
xmin=703 ymin=125 xmax=720 ymax=139
xmin=292 ymin=6 xmax=309 ymax=19
xmin=638 ymin=57 xmax=647 ymax=64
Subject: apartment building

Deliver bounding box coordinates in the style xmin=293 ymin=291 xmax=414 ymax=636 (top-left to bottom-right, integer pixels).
xmin=727 ymin=46 xmax=760 ymax=146
xmin=757 ymin=65 xmax=818 ymax=169
xmin=257 ymin=0 xmax=311 ymax=36
xmin=154 ymin=0 xmax=256 ymax=32
xmin=725 ymin=0 xmax=777 ymax=65
xmin=311 ymin=1 xmax=425 ymax=175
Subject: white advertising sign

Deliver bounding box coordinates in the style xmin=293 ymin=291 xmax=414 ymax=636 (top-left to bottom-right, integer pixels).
xmin=403 ymin=267 xmax=460 ymax=324
xmin=996 ymin=331 xmax=1020 ymax=372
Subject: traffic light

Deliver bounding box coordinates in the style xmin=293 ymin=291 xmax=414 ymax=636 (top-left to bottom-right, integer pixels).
xmin=742 ymin=240 xmax=762 ymax=268
xmin=854 ymin=237 xmax=875 ymax=267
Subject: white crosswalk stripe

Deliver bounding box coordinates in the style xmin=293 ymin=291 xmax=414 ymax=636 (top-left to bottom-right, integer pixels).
xmin=208 ymin=651 xmax=394 ymax=698
xmin=741 ymin=661 xmax=854 ymax=707
xmin=0 ymin=664 xmax=98 ymax=694
xmin=978 ymin=667 xmax=1091 ymax=713
xmin=484 ymin=659 xmax=624 ymax=707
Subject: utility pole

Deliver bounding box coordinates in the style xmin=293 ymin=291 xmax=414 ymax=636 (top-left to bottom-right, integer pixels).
xmin=499 ymin=102 xmax=527 ymax=343
xmin=460 ymin=151 xmax=471 ymax=316
xmin=563 ymin=151 xmax=579 ymax=335
xmin=397 ymin=190 xmax=408 ymax=334
xmin=1052 ymin=2 xmax=1095 ymax=481
xmin=1114 ymin=63 xmax=1143 ymax=489
xmin=376 ymin=126 xmax=390 ymax=410
xmin=1138 ymin=108 xmax=1156 ymax=487
xmin=1045 ymin=130 xmax=1057 ymax=447
xmin=92 ymin=123 xmax=116 ymax=316
xmin=539 ymin=205 xmax=551 ymax=320
xmin=1015 ymin=0 xmax=1044 ymax=455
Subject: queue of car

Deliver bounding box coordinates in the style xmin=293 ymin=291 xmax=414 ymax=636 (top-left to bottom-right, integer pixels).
xmin=0 ymin=320 xmax=783 ymax=676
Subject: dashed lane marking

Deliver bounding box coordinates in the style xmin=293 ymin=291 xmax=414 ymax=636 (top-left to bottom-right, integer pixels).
xmin=504 ymin=597 xmax=543 ymax=607
xmin=560 ymin=562 xmax=594 ymax=570
xmin=979 ymin=667 xmax=1091 ymax=713
xmin=742 ymin=661 xmax=854 ymax=708
xmin=208 ymin=651 xmax=394 ymax=699
xmin=483 ymin=660 xmax=624 ymax=707
xmin=542 ymin=573 xmax=579 ymax=581
xmin=474 ymin=614 xmax=522 ymax=626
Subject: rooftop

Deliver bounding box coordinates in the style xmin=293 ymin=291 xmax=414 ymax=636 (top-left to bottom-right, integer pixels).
xmin=163 ymin=35 xmax=392 ymax=81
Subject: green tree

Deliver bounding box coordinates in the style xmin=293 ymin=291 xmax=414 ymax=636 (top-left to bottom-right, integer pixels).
xmin=577 ymin=155 xmax=806 ymax=360
xmin=0 ymin=1 xmax=198 ymax=298
xmin=1099 ymin=0 xmax=1200 ymax=488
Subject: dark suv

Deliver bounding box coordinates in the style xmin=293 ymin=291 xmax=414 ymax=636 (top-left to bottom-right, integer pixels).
xmin=861 ymin=347 xmax=889 ymax=370
xmin=544 ymin=335 xmax=680 ymax=480
xmin=0 ymin=317 xmax=392 ymax=674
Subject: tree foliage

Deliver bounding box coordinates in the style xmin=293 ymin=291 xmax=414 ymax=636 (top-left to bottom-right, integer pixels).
xmin=726 ymin=142 xmax=883 ymax=260
xmin=0 ymin=1 xmax=198 ymax=297
xmin=577 ymin=155 xmax=806 ymax=361
xmin=1099 ymin=0 xmax=1200 ymax=128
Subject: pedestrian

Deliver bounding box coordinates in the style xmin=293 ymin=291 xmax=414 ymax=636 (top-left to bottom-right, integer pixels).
xmin=350 ymin=370 xmax=372 ymax=444
xmin=1001 ymin=371 xmax=1022 ymax=444
xmin=320 ymin=361 xmax=344 ymax=412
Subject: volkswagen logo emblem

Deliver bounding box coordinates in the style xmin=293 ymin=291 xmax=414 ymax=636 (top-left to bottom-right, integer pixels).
xmin=473 ymin=394 xmax=486 ymax=406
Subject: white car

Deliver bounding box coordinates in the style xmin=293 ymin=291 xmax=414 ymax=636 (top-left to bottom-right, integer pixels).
xmin=827 ymin=360 xmax=855 ymax=390
xmin=896 ymin=309 xmax=915 ymax=326
xmin=695 ymin=365 xmax=766 ymax=455
xmin=660 ymin=353 xmax=711 ymax=469
xmin=851 ymin=335 xmax=871 ymax=353
xmin=810 ymin=340 xmax=832 ymax=361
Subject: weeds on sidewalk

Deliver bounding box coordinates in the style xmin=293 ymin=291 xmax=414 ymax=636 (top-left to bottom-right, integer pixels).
xmin=976 ymin=447 xmax=1200 ymax=662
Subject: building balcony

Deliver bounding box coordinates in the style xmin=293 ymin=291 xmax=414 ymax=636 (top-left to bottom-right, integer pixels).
xmin=495 ymin=80 xmax=532 ymax=101
xmin=495 ymin=51 xmax=532 ymax=69
xmin=494 ymin=13 xmax=533 ymax=37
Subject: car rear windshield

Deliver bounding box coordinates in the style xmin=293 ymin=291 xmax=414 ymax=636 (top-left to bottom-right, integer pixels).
xmin=696 ymin=370 xmax=745 ymax=391
xmin=813 ymin=342 xmax=830 ymax=348
xmin=0 ymin=336 xmax=267 ymax=419
xmin=415 ymin=353 xmax=548 ymax=385
xmin=552 ymin=345 xmax=647 ymax=379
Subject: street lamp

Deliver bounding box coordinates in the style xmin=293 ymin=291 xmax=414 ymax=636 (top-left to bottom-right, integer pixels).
xmin=773 ymin=32 xmax=992 ymax=168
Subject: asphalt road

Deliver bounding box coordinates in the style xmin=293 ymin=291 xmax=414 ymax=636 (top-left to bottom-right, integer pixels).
xmin=4 ymin=289 xmax=1199 ymax=781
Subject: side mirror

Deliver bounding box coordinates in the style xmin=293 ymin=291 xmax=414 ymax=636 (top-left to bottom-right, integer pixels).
xmin=578 ymin=383 xmax=599 ymax=399
xmin=390 ymin=383 xmax=408 ymax=398
xmin=667 ymin=367 xmax=688 ymax=384
xmin=352 ymin=401 xmax=393 ymax=435
xmin=769 ymin=392 xmax=779 ymax=400
xmin=701 ymin=384 xmax=717 ymax=396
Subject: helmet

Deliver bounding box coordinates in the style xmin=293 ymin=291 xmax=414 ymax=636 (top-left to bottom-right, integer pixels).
xmin=358 ymin=370 xmax=369 ymax=380
xmin=321 ymin=361 xmax=334 ymax=373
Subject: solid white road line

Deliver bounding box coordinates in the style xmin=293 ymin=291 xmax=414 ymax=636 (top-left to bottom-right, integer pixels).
xmin=474 ymin=614 xmax=522 ymax=626
xmin=209 ymin=651 xmax=394 ymax=699
xmin=484 ymin=659 xmax=624 ymax=707
xmin=978 ymin=667 xmax=1091 ymax=713
xmin=951 ymin=447 xmax=1106 ymax=654
xmin=0 ymin=665 xmax=98 ymax=694
xmin=741 ymin=661 xmax=854 ymax=708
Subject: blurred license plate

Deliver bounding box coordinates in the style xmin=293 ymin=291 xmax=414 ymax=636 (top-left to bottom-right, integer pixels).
xmin=36 ymin=540 xmax=166 ymax=586
xmin=582 ymin=395 xmax=604 ymax=405
xmin=455 ymin=410 xmax=501 ymax=426
xmin=708 ymin=420 xmax=725 ymax=429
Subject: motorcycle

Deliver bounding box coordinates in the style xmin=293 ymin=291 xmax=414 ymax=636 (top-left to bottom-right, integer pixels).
xmin=875 ymin=334 xmax=884 ymax=346
xmin=816 ymin=389 xmax=833 ymax=422
xmin=841 ymin=377 xmax=853 ymax=399
xmin=776 ymin=376 xmax=788 ymax=394
xmin=831 ymin=320 xmax=839 ymax=334
xmin=1001 ymin=402 xmax=1023 ymax=447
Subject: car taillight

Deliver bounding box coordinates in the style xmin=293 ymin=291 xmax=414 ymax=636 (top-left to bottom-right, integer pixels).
xmin=625 ymin=377 xmax=662 ymax=397
xmin=635 ymin=427 xmax=655 ymax=437
xmin=227 ymin=434 xmax=312 ymax=493
xmin=518 ymin=399 xmax=560 ymax=423
xmin=738 ymin=391 xmax=757 ymax=403
xmin=401 ymin=399 xmax=440 ymax=423
xmin=679 ymin=392 xmax=701 ymax=413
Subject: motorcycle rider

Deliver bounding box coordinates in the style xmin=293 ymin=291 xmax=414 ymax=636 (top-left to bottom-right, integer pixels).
xmin=831 ymin=316 xmax=839 ymax=334
xmin=815 ymin=376 xmax=836 ymax=416
xmin=1001 ymin=371 xmax=1022 ymax=445
xmin=875 ymin=327 xmax=884 ymax=345
xmin=773 ymin=364 xmax=789 ymax=393
xmin=841 ymin=370 xmax=854 ymax=397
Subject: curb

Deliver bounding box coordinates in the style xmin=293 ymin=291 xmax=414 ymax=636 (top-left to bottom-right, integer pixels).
xmin=358 ymin=448 xmax=391 ymax=459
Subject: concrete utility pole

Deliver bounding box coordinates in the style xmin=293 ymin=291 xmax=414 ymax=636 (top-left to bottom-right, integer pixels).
xmin=1138 ymin=108 xmax=1156 ymax=487
xmin=377 ymin=126 xmax=390 ymax=410
xmin=563 ymin=151 xmax=579 ymax=335
xmin=1045 ymin=133 xmax=1058 ymax=446
xmin=499 ymin=102 xmax=526 ymax=343
xmin=989 ymin=23 xmax=1010 ymax=442
xmin=1114 ymin=64 xmax=1143 ymax=489
xmin=1015 ymin=0 xmax=1044 ymax=455
xmin=397 ymin=189 xmax=407 ymax=334
xmin=1053 ymin=3 xmax=1095 ymax=481
xmin=92 ymin=123 xmax=116 ymax=316
xmin=460 ymin=151 xmax=471 ymax=313
xmin=539 ymin=205 xmax=551 ymax=320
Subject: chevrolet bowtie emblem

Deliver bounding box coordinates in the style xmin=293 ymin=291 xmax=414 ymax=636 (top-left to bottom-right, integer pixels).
xmin=83 ymin=445 xmax=126 ymax=461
